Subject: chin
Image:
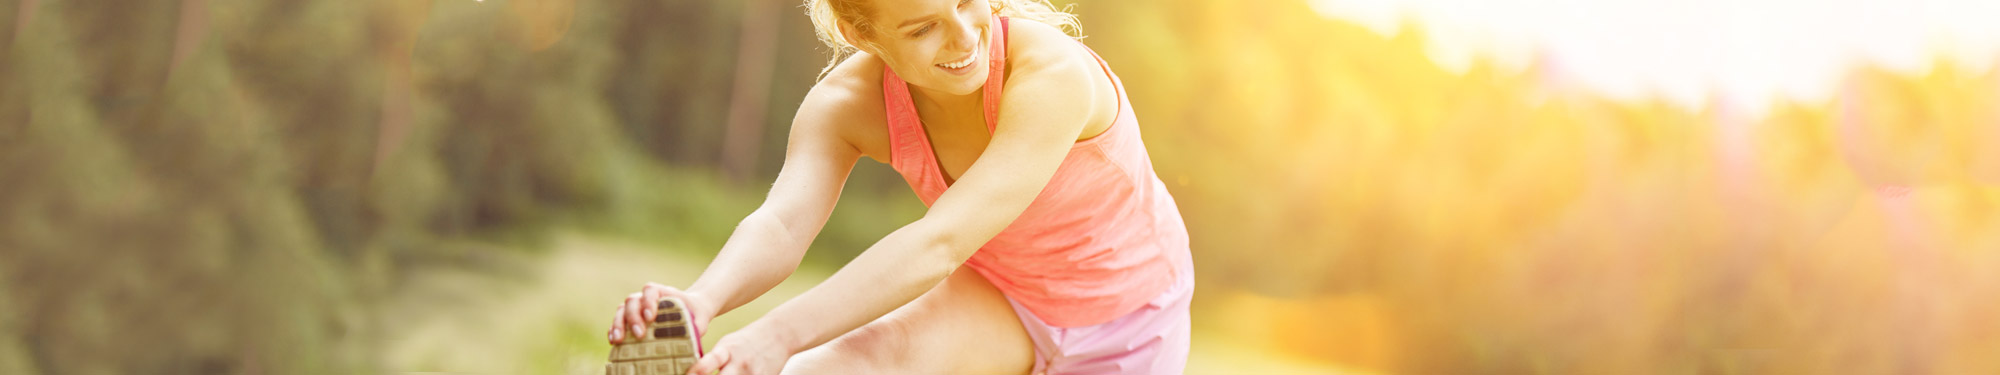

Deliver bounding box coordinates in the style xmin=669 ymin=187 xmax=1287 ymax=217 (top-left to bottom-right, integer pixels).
xmin=956 ymin=77 xmax=989 ymax=95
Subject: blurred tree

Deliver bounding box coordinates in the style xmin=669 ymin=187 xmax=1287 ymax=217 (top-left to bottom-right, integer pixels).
xmin=722 ymin=0 xmax=780 ymax=181
xmin=3 ymin=0 xmax=1996 ymax=373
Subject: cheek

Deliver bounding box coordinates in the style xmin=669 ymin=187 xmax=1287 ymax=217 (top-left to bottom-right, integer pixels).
xmin=901 ymin=53 xmax=932 ymax=74
xmin=909 ymin=43 xmax=944 ymax=69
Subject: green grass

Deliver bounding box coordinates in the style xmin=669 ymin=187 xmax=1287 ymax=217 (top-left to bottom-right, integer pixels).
xmin=377 ymin=232 xmax=1360 ymax=374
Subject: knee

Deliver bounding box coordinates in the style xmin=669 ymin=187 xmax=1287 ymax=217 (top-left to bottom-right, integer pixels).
xmin=783 ymin=319 xmax=915 ymax=374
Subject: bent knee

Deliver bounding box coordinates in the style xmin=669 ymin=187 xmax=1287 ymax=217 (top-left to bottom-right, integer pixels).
xmin=784 ymin=318 xmax=918 ymax=374
xmin=827 ymin=319 xmax=917 ymax=364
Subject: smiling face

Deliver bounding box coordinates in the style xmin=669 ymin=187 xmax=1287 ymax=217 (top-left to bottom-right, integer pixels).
xmin=859 ymin=0 xmax=994 ymax=96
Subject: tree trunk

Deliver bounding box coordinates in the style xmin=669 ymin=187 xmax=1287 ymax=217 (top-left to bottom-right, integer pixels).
xmin=722 ymin=0 xmax=781 ymax=181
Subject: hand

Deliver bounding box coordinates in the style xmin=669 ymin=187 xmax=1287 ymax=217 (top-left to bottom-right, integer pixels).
xmin=686 ymin=327 xmax=795 ymax=375
xmin=607 ymin=282 xmax=717 ymax=345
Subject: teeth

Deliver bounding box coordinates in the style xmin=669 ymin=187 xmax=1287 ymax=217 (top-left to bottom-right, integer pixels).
xmin=938 ymin=54 xmax=975 ymax=69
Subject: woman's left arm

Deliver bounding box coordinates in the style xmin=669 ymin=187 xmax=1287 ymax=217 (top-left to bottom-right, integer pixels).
xmin=687 ymin=26 xmax=1105 ymax=375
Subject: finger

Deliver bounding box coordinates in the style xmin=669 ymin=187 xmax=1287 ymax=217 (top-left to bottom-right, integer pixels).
xmin=640 ymin=283 xmax=664 ymax=317
xmin=643 ymin=282 xmax=684 ymax=317
xmin=688 ymin=347 xmax=730 ymax=375
xmin=623 ymin=292 xmax=648 ymax=339
xmin=608 ymin=303 xmax=628 ymax=343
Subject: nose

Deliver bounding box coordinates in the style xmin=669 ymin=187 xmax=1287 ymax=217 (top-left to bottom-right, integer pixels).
xmin=945 ymin=16 xmax=979 ymax=53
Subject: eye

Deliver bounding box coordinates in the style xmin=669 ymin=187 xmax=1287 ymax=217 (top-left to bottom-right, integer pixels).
xmin=911 ymin=24 xmax=934 ymax=37
xmin=958 ymin=0 xmax=972 ymax=8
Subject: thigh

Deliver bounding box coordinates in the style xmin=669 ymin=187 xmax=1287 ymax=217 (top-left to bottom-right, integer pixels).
xmin=782 ymin=265 xmax=1034 ymax=375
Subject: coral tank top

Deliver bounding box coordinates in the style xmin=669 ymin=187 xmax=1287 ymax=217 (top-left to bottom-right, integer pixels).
xmin=880 ymin=16 xmax=1191 ymax=327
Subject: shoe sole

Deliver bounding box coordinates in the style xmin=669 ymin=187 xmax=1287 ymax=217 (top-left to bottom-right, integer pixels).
xmin=606 ymin=297 xmax=701 ymax=375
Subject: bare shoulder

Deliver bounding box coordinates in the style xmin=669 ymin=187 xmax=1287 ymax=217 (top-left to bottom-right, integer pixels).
xmin=1003 ymin=19 xmax=1095 ymax=73
xmin=1003 ymin=19 xmax=1116 ymax=139
xmin=798 ymin=53 xmax=893 ymax=163
xmin=801 ymin=53 xmax=886 ymax=122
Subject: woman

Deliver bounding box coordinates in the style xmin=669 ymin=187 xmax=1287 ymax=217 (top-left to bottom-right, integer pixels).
xmin=606 ymin=0 xmax=1193 ymax=373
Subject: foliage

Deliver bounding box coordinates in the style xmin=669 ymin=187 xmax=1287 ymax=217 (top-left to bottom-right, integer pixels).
xmin=3 ymin=0 xmax=1996 ymax=373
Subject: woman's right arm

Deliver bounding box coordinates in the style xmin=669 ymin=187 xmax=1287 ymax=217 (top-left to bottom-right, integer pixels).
xmin=611 ymin=63 xmax=877 ymax=344
xmin=686 ymin=78 xmax=867 ymax=316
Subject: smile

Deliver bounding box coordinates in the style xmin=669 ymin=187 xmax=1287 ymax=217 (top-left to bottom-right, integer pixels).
xmin=936 ymin=53 xmax=976 ymax=70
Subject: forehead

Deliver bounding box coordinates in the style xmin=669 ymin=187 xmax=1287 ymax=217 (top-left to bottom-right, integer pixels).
xmin=869 ymin=0 xmax=958 ymax=28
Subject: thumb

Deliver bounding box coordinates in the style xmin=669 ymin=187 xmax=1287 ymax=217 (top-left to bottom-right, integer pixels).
xmin=688 ymin=347 xmax=730 ymax=375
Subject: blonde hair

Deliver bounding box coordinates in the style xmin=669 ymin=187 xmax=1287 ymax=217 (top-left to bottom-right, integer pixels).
xmin=804 ymin=0 xmax=1082 ymax=79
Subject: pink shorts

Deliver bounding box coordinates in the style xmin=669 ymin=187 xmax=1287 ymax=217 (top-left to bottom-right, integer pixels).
xmin=1005 ymin=270 xmax=1194 ymax=375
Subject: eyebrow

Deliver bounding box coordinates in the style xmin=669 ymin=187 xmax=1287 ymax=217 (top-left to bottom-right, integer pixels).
xmin=896 ymin=16 xmax=937 ymax=30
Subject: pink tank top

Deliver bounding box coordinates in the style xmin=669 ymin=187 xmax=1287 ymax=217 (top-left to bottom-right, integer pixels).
xmin=880 ymin=16 xmax=1191 ymax=327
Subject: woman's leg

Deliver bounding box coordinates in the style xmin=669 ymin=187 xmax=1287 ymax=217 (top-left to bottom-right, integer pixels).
xmin=781 ymin=265 xmax=1034 ymax=374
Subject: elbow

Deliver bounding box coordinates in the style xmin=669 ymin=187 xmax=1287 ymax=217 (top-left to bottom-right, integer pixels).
xmin=914 ymin=220 xmax=978 ymax=275
xmin=746 ymin=209 xmax=805 ymax=252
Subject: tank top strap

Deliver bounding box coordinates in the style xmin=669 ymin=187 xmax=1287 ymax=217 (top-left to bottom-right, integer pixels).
xmin=981 ymin=16 xmax=1010 ymax=134
xmin=879 ymin=57 xmax=921 ymax=173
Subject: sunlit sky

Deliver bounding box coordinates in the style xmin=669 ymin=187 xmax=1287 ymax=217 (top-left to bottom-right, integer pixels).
xmin=1309 ymin=0 xmax=2000 ymax=111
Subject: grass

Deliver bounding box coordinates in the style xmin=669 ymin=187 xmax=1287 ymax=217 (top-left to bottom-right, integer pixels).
xmin=376 ymin=232 xmax=1361 ymax=374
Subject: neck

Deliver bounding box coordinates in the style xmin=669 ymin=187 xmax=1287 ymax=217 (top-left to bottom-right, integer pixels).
xmin=909 ymin=84 xmax=983 ymax=113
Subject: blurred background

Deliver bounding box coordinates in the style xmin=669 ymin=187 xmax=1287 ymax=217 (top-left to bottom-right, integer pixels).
xmin=2 ymin=0 xmax=1997 ymax=373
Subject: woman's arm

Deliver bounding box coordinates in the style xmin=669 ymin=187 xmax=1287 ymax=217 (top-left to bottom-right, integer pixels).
xmin=613 ymin=57 xmax=892 ymax=346
xmin=732 ymin=22 xmax=1108 ymax=355
xmin=683 ymin=77 xmax=873 ymax=317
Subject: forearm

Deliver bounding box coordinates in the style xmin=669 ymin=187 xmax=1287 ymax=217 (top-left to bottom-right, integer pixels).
xmin=687 ymin=209 xmax=812 ymax=316
xmin=742 ymin=218 xmax=966 ymax=354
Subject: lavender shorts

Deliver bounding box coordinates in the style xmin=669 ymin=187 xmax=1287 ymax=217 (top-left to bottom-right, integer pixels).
xmin=1004 ymin=270 xmax=1195 ymax=375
